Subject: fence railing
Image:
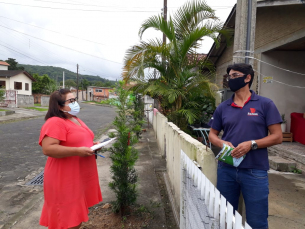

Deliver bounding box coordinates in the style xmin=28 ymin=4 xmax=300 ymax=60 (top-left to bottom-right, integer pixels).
xmin=180 ymin=150 xmax=251 ymax=229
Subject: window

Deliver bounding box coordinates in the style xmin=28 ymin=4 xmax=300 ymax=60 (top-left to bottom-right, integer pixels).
xmin=25 ymin=83 xmax=29 ymax=91
xmin=95 ymin=89 xmax=103 ymax=92
xmin=14 ymin=82 xmax=22 ymax=90
xmin=0 ymin=81 xmax=5 ymax=89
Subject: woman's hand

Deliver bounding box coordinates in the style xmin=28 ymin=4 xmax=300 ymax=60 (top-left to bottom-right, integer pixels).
xmin=93 ymin=141 xmax=100 ymax=145
xmin=76 ymin=147 xmax=94 ymax=157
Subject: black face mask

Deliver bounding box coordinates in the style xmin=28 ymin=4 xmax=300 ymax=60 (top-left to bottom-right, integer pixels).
xmin=228 ymin=75 xmax=249 ymax=92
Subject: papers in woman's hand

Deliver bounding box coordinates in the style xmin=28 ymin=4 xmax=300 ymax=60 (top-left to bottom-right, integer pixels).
xmin=90 ymin=137 xmax=117 ymax=151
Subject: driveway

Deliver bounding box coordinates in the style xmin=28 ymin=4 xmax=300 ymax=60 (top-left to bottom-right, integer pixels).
xmin=0 ymin=103 xmax=116 ymax=228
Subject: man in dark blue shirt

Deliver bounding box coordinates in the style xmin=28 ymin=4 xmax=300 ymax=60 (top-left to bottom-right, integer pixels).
xmin=209 ymin=63 xmax=282 ymax=229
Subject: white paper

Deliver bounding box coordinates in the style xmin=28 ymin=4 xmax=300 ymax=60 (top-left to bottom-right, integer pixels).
xmin=90 ymin=137 xmax=117 ymax=151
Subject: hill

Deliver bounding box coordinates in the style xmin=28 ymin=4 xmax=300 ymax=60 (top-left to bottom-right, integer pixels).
xmin=19 ymin=64 xmax=116 ymax=86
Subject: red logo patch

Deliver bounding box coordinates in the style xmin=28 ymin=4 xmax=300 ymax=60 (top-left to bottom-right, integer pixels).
xmin=250 ymin=108 xmax=256 ymax=113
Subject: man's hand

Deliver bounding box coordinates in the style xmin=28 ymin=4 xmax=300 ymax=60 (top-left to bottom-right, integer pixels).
xmin=221 ymin=140 xmax=235 ymax=149
xmin=231 ymin=141 xmax=251 ymax=158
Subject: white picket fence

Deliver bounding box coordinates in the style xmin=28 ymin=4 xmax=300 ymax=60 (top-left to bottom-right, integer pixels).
xmin=180 ymin=150 xmax=252 ymax=229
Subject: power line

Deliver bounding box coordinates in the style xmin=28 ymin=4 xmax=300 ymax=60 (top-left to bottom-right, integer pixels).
xmin=0 ymin=40 xmax=119 ymax=80
xmin=0 ymin=43 xmax=49 ymax=65
xmin=0 ymin=24 xmax=123 ymax=65
xmin=233 ymin=55 xmax=305 ymax=76
xmin=0 ymin=15 xmax=109 ymax=46
xmin=0 ymin=1 xmax=160 ymax=12
xmin=254 ymin=69 xmax=305 ymax=89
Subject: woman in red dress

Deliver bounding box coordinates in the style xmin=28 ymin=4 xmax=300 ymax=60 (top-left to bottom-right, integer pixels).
xmin=39 ymin=89 xmax=102 ymax=229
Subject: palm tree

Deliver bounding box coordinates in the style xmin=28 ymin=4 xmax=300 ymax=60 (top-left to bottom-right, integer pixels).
xmin=123 ymin=0 xmax=231 ymax=131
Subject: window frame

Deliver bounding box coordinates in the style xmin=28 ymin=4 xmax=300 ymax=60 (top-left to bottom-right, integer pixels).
xmin=14 ymin=81 xmax=22 ymax=90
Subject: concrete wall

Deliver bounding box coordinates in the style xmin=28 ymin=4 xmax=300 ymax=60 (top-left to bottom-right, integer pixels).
xmin=17 ymin=95 xmax=34 ymax=107
xmin=255 ymin=5 xmax=305 ymax=52
xmin=260 ymin=51 xmax=305 ymax=131
xmin=214 ymin=5 xmax=305 ymax=92
xmin=8 ymin=73 xmax=32 ymax=95
xmin=41 ymin=96 xmax=50 ymax=107
xmin=152 ymin=109 xmax=217 ymax=215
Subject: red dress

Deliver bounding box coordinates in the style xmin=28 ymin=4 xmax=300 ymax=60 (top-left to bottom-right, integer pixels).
xmin=38 ymin=117 xmax=102 ymax=229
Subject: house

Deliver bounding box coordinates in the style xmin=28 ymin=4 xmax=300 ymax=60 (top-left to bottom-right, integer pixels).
xmin=0 ymin=61 xmax=35 ymax=107
xmin=205 ymin=0 xmax=305 ymax=131
xmin=87 ymin=86 xmax=113 ymax=102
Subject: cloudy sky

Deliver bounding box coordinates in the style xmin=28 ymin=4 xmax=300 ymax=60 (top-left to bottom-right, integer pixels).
xmin=0 ymin=0 xmax=237 ymax=81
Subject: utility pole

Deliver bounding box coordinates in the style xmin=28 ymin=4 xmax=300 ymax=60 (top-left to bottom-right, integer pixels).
xmin=163 ymin=0 xmax=167 ymax=45
xmin=76 ymin=64 xmax=79 ymax=98
xmin=233 ymin=0 xmax=257 ymax=66
xmin=63 ymin=71 xmax=65 ymax=88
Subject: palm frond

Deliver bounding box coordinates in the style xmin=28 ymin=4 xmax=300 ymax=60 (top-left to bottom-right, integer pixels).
xmin=173 ymin=0 xmax=217 ymax=38
xmin=138 ymin=15 xmax=175 ymax=41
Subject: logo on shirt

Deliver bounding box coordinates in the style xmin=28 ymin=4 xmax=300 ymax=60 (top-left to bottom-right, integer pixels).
xmin=248 ymin=108 xmax=258 ymax=116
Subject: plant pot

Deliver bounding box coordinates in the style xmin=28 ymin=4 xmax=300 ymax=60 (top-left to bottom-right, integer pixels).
xmin=281 ymin=123 xmax=286 ymax=132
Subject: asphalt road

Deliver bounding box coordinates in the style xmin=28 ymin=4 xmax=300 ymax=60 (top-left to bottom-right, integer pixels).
xmin=0 ymin=103 xmax=116 ymax=187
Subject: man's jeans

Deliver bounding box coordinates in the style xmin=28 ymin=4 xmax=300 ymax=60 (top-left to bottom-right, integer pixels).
xmin=217 ymin=163 xmax=269 ymax=229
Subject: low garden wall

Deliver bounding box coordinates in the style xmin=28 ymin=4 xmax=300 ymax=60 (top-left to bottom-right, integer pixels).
xmin=41 ymin=96 xmax=50 ymax=107
xmin=151 ymin=108 xmax=217 ymax=216
xmin=17 ymin=95 xmax=34 ymax=107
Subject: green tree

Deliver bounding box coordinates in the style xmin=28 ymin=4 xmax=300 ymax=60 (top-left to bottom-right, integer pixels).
xmin=123 ymin=0 xmax=231 ymax=131
xmin=5 ymin=58 xmax=24 ymax=70
xmin=64 ymin=79 xmax=76 ymax=89
xmin=107 ymin=81 xmax=139 ymax=216
xmin=32 ymin=74 xmax=57 ymax=94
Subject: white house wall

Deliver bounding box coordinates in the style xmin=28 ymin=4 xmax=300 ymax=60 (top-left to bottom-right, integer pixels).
xmin=0 ymin=66 xmax=8 ymax=70
xmin=8 ymin=73 xmax=32 ymax=95
xmin=260 ymin=51 xmax=305 ymax=131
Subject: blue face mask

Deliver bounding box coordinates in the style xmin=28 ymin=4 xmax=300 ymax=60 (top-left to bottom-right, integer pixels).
xmin=63 ymin=101 xmax=80 ymax=116
xmin=228 ymin=75 xmax=249 ymax=92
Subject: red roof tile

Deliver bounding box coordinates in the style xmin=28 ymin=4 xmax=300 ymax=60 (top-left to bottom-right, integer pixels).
xmin=0 ymin=61 xmax=10 ymax=66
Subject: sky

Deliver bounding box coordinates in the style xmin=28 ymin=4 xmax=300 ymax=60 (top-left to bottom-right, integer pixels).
xmin=0 ymin=0 xmax=237 ymax=81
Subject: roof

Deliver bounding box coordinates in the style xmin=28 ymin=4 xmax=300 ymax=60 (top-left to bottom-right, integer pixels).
xmin=0 ymin=61 xmax=10 ymax=66
xmin=0 ymin=70 xmax=35 ymax=81
xmin=88 ymin=86 xmax=113 ymax=89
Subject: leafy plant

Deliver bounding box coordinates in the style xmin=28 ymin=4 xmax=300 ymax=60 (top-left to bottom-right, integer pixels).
xmin=106 ymin=81 xmax=139 ymax=216
xmin=290 ymin=166 xmax=302 ymax=174
xmin=281 ymin=114 xmax=287 ymax=124
xmin=0 ymin=89 xmax=5 ymax=102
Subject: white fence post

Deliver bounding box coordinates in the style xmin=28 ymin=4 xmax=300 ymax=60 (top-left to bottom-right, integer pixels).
xmin=180 ymin=150 xmax=251 ymax=229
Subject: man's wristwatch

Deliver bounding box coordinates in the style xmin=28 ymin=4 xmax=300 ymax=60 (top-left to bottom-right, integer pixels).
xmin=251 ymin=140 xmax=258 ymax=150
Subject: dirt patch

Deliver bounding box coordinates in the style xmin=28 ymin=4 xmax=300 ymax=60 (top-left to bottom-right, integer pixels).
xmin=81 ymin=171 xmax=178 ymax=229
xmin=81 ymin=203 xmax=154 ymax=229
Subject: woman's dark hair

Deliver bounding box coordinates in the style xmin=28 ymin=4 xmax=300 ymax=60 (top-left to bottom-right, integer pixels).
xmin=45 ymin=89 xmax=71 ymax=120
xmin=226 ymin=63 xmax=254 ymax=88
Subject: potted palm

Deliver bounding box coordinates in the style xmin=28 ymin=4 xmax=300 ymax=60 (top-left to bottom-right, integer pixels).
xmin=281 ymin=114 xmax=287 ymax=132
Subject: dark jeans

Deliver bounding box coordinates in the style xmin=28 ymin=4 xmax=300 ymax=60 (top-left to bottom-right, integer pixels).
xmin=217 ymin=163 xmax=269 ymax=229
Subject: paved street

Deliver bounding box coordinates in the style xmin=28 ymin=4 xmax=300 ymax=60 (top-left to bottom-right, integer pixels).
xmin=0 ymin=103 xmax=116 ymax=228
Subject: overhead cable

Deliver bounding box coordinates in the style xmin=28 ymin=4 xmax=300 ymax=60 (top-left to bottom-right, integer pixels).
xmin=0 ymin=24 xmax=122 ymax=65
xmin=0 ymin=1 xmax=160 ymax=12
xmin=233 ymin=55 xmax=305 ymax=76
xmin=254 ymin=69 xmax=305 ymax=89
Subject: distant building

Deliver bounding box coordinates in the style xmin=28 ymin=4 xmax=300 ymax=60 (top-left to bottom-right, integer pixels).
xmin=0 ymin=61 xmax=35 ymax=107
xmin=87 ymin=86 xmax=113 ymax=102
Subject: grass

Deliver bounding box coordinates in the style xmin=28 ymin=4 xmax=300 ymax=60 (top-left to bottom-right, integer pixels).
xmin=25 ymin=107 xmax=48 ymax=112
xmin=0 ymin=109 xmax=8 ymax=111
